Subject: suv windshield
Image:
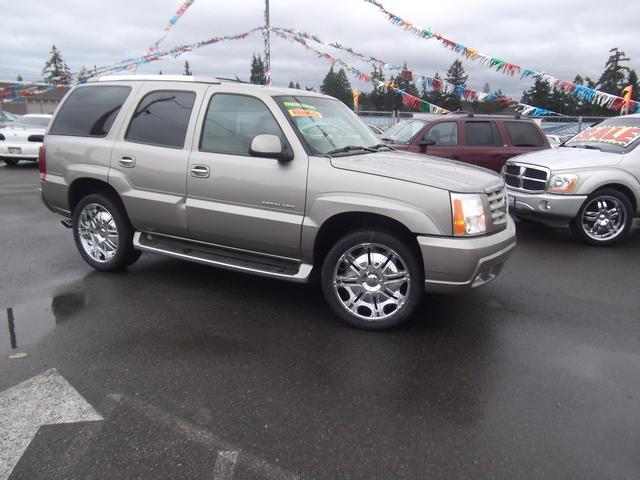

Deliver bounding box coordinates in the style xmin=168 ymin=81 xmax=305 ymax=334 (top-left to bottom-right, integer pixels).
xmin=564 ymin=117 xmax=640 ymax=154
xmin=380 ymin=119 xmax=428 ymax=144
xmin=275 ymin=95 xmax=382 ymax=155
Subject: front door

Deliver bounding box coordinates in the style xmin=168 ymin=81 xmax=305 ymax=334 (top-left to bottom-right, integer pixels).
xmin=415 ymin=120 xmax=461 ymax=160
xmin=110 ymin=85 xmax=207 ymax=236
xmin=186 ymin=91 xmax=308 ymax=259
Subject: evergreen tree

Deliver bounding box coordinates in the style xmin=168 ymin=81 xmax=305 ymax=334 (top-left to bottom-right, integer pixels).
xmin=521 ymin=78 xmax=552 ymax=109
xmin=249 ymin=54 xmax=266 ymax=85
xmin=304 ymin=86 xmax=316 ymax=92
xmin=597 ymin=48 xmax=630 ymax=94
xmin=158 ymin=70 xmax=163 ymax=75
xmin=320 ymin=66 xmax=353 ymax=107
xmin=16 ymin=74 xmax=23 ymax=82
xmin=76 ymin=66 xmax=89 ymax=82
xmin=42 ymin=45 xmax=71 ymax=84
xmin=424 ymin=72 xmax=445 ymax=108
xmin=482 ymin=82 xmax=491 ymax=94
xmin=627 ymin=70 xmax=639 ymax=102
xmin=183 ymin=61 xmax=192 ymax=76
xmin=369 ymin=65 xmax=388 ymax=111
xmin=443 ymin=60 xmax=468 ymax=111
xmin=288 ymin=81 xmax=295 ymax=88
xmin=295 ymin=82 xmax=301 ymax=89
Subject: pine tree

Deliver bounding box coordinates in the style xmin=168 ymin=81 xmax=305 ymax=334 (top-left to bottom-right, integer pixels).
xmin=158 ymin=70 xmax=163 ymax=75
xmin=370 ymin=65 xmax=387 ymax=111
xmin=76 ymin=66 xmax=89 ymax=82
xmin=249 ymin=54 xmax=266 ymax=85
xmin=295 ymin=82 xmax=301 ymax=89
xmin=320 ymin=66 xmax=353 ymax=108
xmin=16 ymin=74 xmax=23 ymax=82
xmin=597 ymin=48 xmax=630 ymax=94
xmin=288 ymin=81 xmax=295 ymax=88
xmin=443 ymin=60 xmax=468 ymax=110
xmin=424 ymin=72 xmax=445 ymax=108
xmin=521 ymin=78 xmax=552 ymax=109
xmin=626 ymin=70 xmax=639 ymax=102
xmin=42 ymin=45 xmax=71 ymax=84
xmin=183 ymin=61 xmax=192 ymax=76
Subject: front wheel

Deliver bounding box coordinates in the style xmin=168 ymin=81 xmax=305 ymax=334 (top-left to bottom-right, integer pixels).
xmin=321 ymin=230 xmax=424 ymax=330
xmin=570 ymin=189 xmax=633 ymax=246
xmin=72 ymin=193 xmax=140 ymax=271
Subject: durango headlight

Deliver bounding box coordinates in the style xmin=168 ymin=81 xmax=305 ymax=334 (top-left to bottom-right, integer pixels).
xmin=450 ymin=193 xmax=487 ymax=236
xmin=548 ymin=173 xmax=578 ymax=193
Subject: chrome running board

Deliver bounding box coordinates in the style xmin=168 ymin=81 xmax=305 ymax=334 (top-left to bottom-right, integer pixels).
xmin=133 ymin=231 xmax=312 ymax=283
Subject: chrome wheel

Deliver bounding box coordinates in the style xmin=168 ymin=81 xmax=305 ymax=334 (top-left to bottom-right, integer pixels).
xmin=77 ymin=203 xmax=119 ymax=263
xmin=332 ymin=243 xmax=410 ymax=321
xmin=580 ymin=195 xmax=627 ymax=242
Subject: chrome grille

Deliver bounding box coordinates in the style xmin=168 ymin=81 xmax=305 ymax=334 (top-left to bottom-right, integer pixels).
xmin=503 ymin=163 xmax=550 ymax=193
xmin=486 ymin=185 xmax=508 ymax=226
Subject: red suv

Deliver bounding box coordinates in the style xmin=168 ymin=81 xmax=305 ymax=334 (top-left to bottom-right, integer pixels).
xmin=381 ymin=113 xmax=550 ymax=172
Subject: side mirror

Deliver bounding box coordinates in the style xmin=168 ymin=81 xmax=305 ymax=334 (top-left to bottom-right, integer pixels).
xmin=418 ymin=137 xmax=436 ymax=147
xmin=249 ymin=134 xmax=293 ymax=161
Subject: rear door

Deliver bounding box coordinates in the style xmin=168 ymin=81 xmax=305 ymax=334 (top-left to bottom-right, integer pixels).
xmin=185 ymin=90 xmax=308 ymax=259
xmin=503 ymin=120 xmax=549 ymax=158
xmin=416 ymin=120 xmax=462 ymax=160
xmin=460 ymin=120 xmax=507 ymax=172
xmin=109 ymin=83 xmax=208 ymax=236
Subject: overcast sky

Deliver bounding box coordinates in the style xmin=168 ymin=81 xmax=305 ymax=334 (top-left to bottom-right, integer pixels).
xmin=2 ymin=0 xmax=639 ymax=100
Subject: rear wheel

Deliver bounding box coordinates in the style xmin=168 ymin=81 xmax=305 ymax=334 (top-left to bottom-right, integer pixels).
xmin=3 ymin=159 xmax=19 ymax=166
xmin=72 ymin=193 xmax=140 ymax=271
xmin=570 ymin=189 xmax=633 ymax=246
xmin=321 ymin=230 xmax=423 ymax=330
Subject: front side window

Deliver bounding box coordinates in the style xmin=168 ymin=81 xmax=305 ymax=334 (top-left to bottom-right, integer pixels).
xmin=381 ymin=119 xmax=428 ymax=145
xmin=200 ymin=94 xmax=285 ymax=156
xmin=49 ymin=85 xmax=131 ymax=137
xmin=505 ymin=121 xmax=544 ymax=147
xmin=426 ymin=122 xmax=458 ymax=146
xmin=275 ymin=95 xmax=381 ymax=155
xmin=564 ymin=117 xmax=640 ymax=154
xmin=125 ymin=90 xmax=195 ymax=148
xmin=465 ymin=121 xmax=500 ymax=146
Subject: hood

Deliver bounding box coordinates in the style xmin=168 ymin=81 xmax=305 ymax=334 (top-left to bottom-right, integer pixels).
xmin=508 ymin=146 xmax=622 ymax=171
xmin=330 ymin=151 xmax=502 ymax=193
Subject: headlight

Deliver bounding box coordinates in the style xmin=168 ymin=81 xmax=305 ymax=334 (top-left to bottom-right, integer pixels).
xmin=451 ymin=193 xmax=487 ymax=236
xmin=548 ymin=173 xmax=578 ymax=193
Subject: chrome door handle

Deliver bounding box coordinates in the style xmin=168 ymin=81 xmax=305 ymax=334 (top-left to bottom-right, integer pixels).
xmin=190 ymin=165 xmax=210 ymax=178
xmin=119 ymin=155 xmax=135 ymax=168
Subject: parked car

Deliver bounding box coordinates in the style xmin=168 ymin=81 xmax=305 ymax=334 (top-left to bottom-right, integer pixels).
xmin=40 ymin=75 xmax=515 ymax=330
xmin=504 ymin=114 xmax=640 ymax=246
xmin=0 ymin=114 xmax=52 ymax=166
xmin=382 ymin=113 xmax=550 ymax=172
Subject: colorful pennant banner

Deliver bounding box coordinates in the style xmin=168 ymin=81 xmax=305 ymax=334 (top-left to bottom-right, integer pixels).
xmin=363 ymin=0 xmax=639 ymax=113
xmin=144 ymin=0 xmax=197 ymax=57
xmin=271 ymin=27 xmax=561 ymax=116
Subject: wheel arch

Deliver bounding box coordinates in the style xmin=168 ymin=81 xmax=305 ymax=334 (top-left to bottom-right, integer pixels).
xmin=68 ymin=178 xmax=127 ymax=215
xmin=590 ymin=183 xmax=638 ymax=214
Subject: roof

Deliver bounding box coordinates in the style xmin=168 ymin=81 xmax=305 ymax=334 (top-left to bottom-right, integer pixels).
xmin=93 ymin=75 xmax=329 ymax=98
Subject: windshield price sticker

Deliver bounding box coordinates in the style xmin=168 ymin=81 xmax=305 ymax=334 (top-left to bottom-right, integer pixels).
xmin=572 ymin=126 xmax=640 ymax=147
xmin=288 ymin=109 xmax=323 ymax=118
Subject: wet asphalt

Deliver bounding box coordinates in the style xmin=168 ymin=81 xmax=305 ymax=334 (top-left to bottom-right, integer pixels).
xmin=1 ymin=162 xmax=639 ymax=480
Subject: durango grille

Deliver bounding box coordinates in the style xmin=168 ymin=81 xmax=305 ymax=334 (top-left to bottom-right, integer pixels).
xmin=503 ymin=163 xmax=549 ymax=192
xmin=486 ymin=185 xmax=508 ymax=226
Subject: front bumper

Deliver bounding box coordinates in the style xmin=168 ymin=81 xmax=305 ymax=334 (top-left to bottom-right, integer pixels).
xmin=507 ymin=188 xmax=586 ymax=221
xmin=0 ymin=142 xmax=40 ymax=159
xmin=418 ymin=217 xmax=516 ymax=293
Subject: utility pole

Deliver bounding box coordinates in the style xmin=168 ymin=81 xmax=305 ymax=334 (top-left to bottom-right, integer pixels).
xmin=264 ymin=0 xmax=271 ymax=85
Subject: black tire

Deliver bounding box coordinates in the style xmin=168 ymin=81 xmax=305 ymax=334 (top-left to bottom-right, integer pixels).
xmin=3 ymin=158 xmax=19 ymax=166
xmin=320 ymin=230 xmax=424 ymax=330
xmin=72 ymin=193 xmax=140 ymax=271
xmin=570 ymin=188 xmax=633 ymax=246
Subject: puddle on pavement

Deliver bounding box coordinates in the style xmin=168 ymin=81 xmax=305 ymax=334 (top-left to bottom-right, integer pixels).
xmin=1 ymin=291 xmax=85 ymax=356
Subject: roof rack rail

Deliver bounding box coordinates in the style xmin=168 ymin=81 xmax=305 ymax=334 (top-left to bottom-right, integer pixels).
xmin=92 ymin=75 xmax=222 ymax=84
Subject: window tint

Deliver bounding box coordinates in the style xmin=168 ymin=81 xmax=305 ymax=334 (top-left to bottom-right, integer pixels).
xmin=381 ymin=120 xmax=427 ymax=144
xmin=505 ymin=121 xmax=544 ymax=147
xmin=465 ymin=121 xmax=500 ymax=146
xmin=200 ymin=94 xmax=285 ymax=156
xmin=49 ymin=85 xmax=131 ymax=137
xmin=125 ymin=90 xmax=195 ymax=148
xmin=427 ymin=122 xmax=458 ymax=146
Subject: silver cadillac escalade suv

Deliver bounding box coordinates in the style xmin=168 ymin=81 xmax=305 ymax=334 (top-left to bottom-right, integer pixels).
xmin=40 ymin=75 xmax=516 ymax=330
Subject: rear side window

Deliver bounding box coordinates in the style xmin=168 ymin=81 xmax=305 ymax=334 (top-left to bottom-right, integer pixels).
xmin=200 ymin=93 xmax=285 ymax=156
xmin=49 ymin=85 xmax=131 ymax=137
xmin=505 ymin=121 xmax=544 ymax=147
xmin=125 ymin=90 xmax=195 ymax=148
xmin=465 ymin=121 xmax=501 ymax=146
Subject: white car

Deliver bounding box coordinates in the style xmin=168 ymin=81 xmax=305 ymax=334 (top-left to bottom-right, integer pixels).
xmin=0 ymin=114 xmax=52 ymax=166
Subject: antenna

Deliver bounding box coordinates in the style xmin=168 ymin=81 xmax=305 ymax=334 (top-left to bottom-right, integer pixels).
xmin=264 ymin=0 xmax=272 ymax=86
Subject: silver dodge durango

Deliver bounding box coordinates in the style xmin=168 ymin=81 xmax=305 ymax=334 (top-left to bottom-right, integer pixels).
xmin=40 ymin=75 xmax=516 ymax=330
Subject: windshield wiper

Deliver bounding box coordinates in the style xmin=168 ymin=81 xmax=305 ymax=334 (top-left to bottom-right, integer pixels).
xmin=566 ymin=144 xmax=602 ymax=151
xmin=380 ymin=137 xmax=393 ymax=142
xmin=368 ymin=143 xmax=394 ymax=151
xmin=326 ymin=145 xmax=377 ymax=155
